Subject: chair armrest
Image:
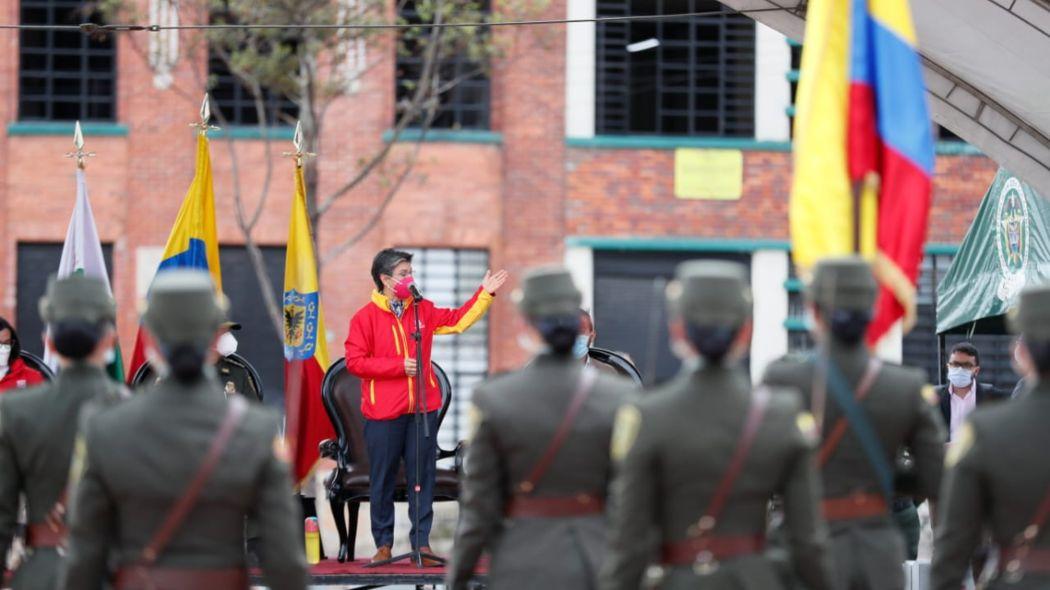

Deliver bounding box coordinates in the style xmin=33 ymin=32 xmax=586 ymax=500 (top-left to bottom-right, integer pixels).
xmin=319 ymin=439 xmax=340 ymax=459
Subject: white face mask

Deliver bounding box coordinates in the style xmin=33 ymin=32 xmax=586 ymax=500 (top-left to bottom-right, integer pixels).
xmin=0 ymin=344 xmax=10 ymax=368
xmin=947 ymin=366 xmax=974 ymax=388
xmin=103 ymin=347 xmax=116 ymax=365
xmin=216 ymin=332 xmax=239 ymax=358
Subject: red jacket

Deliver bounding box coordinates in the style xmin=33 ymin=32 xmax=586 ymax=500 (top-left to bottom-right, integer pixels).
xmin=345 ymin=287 xmax=494 ymax=421
xmin=0 ymin=357 xmax=46 ymax=393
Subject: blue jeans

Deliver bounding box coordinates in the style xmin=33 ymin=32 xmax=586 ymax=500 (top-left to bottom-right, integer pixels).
xmin=364 ymin=411 xmax=439 ymax=549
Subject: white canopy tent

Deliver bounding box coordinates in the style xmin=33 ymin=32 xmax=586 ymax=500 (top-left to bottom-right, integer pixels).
xmin=722 ymin=0 xmax=1050 ymax=197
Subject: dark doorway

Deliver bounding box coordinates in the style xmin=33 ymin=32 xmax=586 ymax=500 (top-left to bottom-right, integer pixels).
xmin=593 ymin=250 xmax=751 ymax=385
xmin=15 ymin=242 xmax=114 ymax=357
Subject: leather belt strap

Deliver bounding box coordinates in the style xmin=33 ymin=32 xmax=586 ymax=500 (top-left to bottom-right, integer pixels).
xmin=25 ymin=523 xmax=66 ymax=548
xmin=818 ymin=359 xmax=882 ymax=467
xmin=504 ymin=493 xmax=605 ymax=518
xmin=136 ymin=397 xmax=247 ymax=566
xmin=661 ymin=534 xmax=766 ymax=566
xmin=821 ymin=493 xmax=888 ymax=521
xmin=114 ymin=566 xmax=248 ymax=590
xmin=517 ymin=367 xmax=597 ymax=494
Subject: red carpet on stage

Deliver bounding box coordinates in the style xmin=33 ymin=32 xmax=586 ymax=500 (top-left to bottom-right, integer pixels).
xmin=251 ymin=558 xmax=488 ymax=586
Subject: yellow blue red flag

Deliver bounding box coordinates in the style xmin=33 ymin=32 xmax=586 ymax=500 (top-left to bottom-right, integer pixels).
xmin=283 ymin=161 xmax=333 ymax=485
xmin=128 ymin=132 xmax=223 ymax=379
xmin=790 ymin=0 xmax=934 ymax=344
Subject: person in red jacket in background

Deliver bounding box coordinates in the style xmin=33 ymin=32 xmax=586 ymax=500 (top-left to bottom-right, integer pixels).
xmin=345 ymin=248 xmax=508 ymax=565
xmin=0 ymin=317 xmax=45 ymax=393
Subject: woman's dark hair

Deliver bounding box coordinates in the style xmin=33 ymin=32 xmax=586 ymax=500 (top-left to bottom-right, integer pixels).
xmin=370 ymin=249 xmax=414 ymax=291
xmin=824 ymin=308 xmax=872 ymax=345
xmin=532 ymin=314 xmax=579 ymax=356
xmin=685 ymin=324 xmax=739 ymax=363
xmin=51 ymin=319 xmax=105 ymax=360
xmin=1026 ymin=338 xmax=1050 ymax=378
xmin=166 ymin=344 xmax=207 ymax=384
xmin=0 ymin=317 xmax=23 ymax=362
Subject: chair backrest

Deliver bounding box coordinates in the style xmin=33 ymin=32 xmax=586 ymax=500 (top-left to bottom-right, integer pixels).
xmin=321 ymin=358 xmax=453 ymax=470
xmin=19 ymin=351 xmax=54 ymax=381
xmin=588 ymin=347 xmax=644 ymax=386
xmin=130 ymin=353 xmax=264 ymax=400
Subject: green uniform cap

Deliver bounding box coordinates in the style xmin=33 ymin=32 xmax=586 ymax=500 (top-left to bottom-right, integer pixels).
xmin=513 ymin=266 xmax=582 ymax=319
xmin=807 ymin=256 xmax=878 ymax=312
xmin=666 ymin=260 xmax=751 ymax=326
xmin=144 ymin=270 xmax=227 ymax=349
xmin=1012 ymin=284 xmax=1050 ymax=339
xmin=38 ymin=274 xmax=116 ymax=324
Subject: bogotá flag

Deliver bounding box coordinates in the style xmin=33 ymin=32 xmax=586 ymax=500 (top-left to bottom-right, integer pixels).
xmin=46 ymin=167 xmax=125 ymax=381
xmin=790 ymin=0 xmax=934 ymax=345
xmin=127 ymin=132 xmax=223 ymax=381
xmin=283 ymin=161 xmax=333 ymax=485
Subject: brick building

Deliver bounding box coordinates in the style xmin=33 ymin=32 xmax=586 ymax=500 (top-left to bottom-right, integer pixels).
xmin=0 ymin=0 xmax=999 ymax=443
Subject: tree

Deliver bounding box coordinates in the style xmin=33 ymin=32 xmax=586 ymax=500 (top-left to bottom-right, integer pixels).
xmin=99 ymin=0 xmax=545 ymax=337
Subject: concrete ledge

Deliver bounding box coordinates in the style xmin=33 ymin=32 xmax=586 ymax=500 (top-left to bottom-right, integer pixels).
xmin=567 ymin=135 xmax=793 ymax=152
xmin=8 ymin=121 xmax=128 ymax=137
xmin=565 ymin=236 xmax=791 ymax=252
xmin=381 ymin=128 xmax=503 ymax=144
xmin=210 ymin=125 xmax=295 ymax=141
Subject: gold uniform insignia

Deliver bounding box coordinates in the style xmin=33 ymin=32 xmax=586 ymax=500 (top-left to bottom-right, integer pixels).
xmin=921 ymin=384 xmax=938 ymax=406
xmin=225 ymin=381 xmax=237 ymax=397
xmin=611 ymin=405 xmax=642 ymax=462
xmin=273 ymin=436 xmax=291 ymax=463
xmin=945 ymin=422 xmax=975 ymax=468
xmin=796 ymin=412 xmax=818 ymax=447
xmin=466 ymin=404 xmax=483 ymax=443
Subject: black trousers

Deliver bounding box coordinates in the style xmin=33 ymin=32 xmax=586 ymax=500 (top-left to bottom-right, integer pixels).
xmin=364 ymin=411 xmax=439 ymax=549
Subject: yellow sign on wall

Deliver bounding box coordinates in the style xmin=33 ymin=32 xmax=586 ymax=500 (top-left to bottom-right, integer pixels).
xmin=674 ymin=148 xmax=743 ymax=200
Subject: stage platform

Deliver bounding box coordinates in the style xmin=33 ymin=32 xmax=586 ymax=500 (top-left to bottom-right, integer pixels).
xmin=250 ymin=558 xmax=487 ymax=589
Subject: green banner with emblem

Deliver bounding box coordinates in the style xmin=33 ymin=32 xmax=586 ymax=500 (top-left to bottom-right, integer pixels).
xmin=937 ymin=168 xmax=1050 ymax=333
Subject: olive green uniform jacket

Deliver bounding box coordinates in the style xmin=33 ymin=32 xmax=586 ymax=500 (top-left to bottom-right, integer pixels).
xmin=932 ymin=381 xmax=1050 ymax=590
xmin=762 ymin=342 xmax=946 ymax=590
xmin=0 ymin=363 xmax=127 ymax=590
xmin=600 ymin=362 xmax=833 ymax=590
xmin=447 ymin=355 xmax=637 ymax=590
xmin=60 ymin=374 xmax=307 ymax=590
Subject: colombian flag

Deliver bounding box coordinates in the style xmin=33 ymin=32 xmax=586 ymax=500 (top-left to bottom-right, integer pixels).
xmin=790 ymin=0 xmax=934 ymax=345
xmin=283 ymin=161 xmax=333 ymax=485
xmin=127 ymin=133 xmax=223 ymax=380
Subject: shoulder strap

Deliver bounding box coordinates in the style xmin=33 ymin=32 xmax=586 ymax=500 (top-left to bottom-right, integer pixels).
xmin=818 ymin=357 xmax=894 ymax=498
xmin=138 ymin=396 xmax=248 ymax=565
xmin=696 ymin=387 xmax=771 ymax=533
xmin=518 ymin=366 xmax=598 ymax=494
xmin=818 ymin=358 xmax=882 ymax=466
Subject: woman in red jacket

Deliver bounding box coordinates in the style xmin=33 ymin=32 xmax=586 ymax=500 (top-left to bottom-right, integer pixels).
xmin=0 ymin=317 xmax=46 ymax=393
xmin=345 ymin=248 xmax=507 ymax=565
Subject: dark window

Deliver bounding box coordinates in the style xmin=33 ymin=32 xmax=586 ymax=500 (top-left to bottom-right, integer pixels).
xmin=399 ymin=248 xmax=490 ymax=455
xmin=207 ymin=8 xmax=297 ymax=127
xmin=593 ymin=250 xmax=751 ymax=385
xmin=596 ymin=0 xmax=755 ymax=136
xmin=19 ymin=0 xmax=116 ymax=121
xmin=16 ymin=243 xmax=114 ymax=358
xmin=395 ymin=1 xmax=491 ymax=130
xmin=786 ymin=254 xmax=814 ymax=353
xmin=902 ymin=253 xmax=953 ymax=383
xmin=937 ymin=124 xmax=963 ymax=142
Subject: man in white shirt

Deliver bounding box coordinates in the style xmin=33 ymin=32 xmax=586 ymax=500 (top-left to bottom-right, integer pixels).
xmin=935 ymin=342 xmax=1009 ymax=441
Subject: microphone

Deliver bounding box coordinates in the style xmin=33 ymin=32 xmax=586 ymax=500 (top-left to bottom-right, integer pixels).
xmin=408 ymin=281 xmax=424 ymax=301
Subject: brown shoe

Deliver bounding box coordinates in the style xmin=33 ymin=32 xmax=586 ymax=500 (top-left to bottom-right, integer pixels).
xmin=419 ymin=546 xmax=443 ymax=567
xmin=371 ymin=545 xmax=392 ymax=563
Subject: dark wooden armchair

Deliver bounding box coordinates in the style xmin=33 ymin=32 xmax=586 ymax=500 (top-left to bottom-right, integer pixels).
xmin=19 ymin=351 xmax=54 ymax=380
xmin=319 ymin=358 xmax=462 ymax=562
xmin=588 ymin=346 xmax=643 ymax=385
xmin=129 ymin=353 xmax=264 ymax=402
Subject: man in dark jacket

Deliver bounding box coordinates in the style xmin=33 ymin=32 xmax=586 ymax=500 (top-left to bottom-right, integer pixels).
xmin=935 ymin=342 xmax=1009 ymax=443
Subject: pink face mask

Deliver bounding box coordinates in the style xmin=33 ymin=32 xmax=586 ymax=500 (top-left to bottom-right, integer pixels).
xmin=392 ymin=276 xmax=415 ymax=299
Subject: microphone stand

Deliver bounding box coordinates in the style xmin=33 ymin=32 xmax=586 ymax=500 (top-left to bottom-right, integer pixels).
xmin=366 ymin=292 xmax=445 ymax=569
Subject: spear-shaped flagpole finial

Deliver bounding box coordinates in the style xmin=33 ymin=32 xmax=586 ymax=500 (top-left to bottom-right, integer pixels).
xmin=282 ymin=121 xmax=316 ymax=167
xmin=190 ymin=93 xmax=220 ymax=134
xmin=65 ymin=120 xmax=96 ymax=169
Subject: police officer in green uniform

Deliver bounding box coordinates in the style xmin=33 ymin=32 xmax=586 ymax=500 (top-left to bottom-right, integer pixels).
xmin=215 ymin=320 xmax=261 ymax=402
xmin=600 ymin=260 xmax=832 ymax=590
xmin=932 ymin=283 xmax=1050 ymax=589
xmin=61 ymin=270 xmax=306 ymax=590
xmin=0 ymin=275 xmax=127 ymax=590
xmin=447 ymin=267 xmax=637 ymax=590
xmin=762 ymin=256 xmax=945 ymax=590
